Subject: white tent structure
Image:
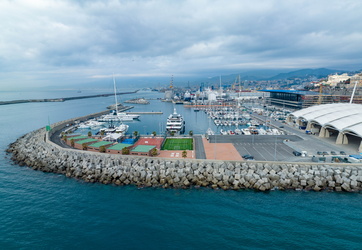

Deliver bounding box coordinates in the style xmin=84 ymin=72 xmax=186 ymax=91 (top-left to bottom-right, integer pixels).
xmin=288 ymin=103 xmax=362 ymax=151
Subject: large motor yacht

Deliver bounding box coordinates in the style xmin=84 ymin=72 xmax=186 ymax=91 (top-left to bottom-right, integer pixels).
xmin=166 ymin=108 xmax=185 ymax=134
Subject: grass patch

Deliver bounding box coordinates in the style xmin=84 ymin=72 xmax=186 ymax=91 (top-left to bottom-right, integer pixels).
xmin=162 ymin=138 xmax=193 ymax=150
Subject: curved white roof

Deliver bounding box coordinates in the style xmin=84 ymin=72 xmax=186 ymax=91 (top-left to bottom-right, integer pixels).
xmin=291 ymin=103 xmax=362 ymax=137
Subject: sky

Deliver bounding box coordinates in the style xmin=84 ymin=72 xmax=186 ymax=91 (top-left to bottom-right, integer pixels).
xmin=1 ymin=0 xmax=362 ymax=90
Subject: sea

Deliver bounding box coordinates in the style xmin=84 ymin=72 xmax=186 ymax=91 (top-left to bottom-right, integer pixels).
xmin=1 ymin=89 xmax=361 ymax=249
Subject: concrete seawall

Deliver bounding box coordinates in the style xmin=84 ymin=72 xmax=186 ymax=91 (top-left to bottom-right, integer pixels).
xmin=6 ymin=115 xmax=362 ymax=192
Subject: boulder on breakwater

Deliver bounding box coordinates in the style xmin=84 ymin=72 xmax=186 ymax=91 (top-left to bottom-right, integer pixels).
xmin=6 ymin=125 xmax=362 ymax=192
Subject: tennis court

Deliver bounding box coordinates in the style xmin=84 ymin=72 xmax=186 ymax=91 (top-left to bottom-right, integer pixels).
xmin=162 ymin=138 xmax=193 ymax=150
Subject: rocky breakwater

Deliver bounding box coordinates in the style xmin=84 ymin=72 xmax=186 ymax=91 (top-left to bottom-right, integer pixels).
xmin=7 ymin=127 xmax=362 ymax=192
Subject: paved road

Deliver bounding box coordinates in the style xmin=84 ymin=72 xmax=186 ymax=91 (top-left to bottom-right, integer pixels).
xmin=193 ymin=135 xmax=206 ymax=159
xmin=50 ymin=128 xmax=76 ymax=149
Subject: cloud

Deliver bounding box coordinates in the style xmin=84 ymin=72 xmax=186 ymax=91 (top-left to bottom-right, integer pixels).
xmin=0 ymin=0 xmax=361 ymax=89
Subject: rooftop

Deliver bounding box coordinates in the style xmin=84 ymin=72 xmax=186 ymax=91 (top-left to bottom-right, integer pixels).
xmin=88 ymin=141 xmax=114 ymax=148
xmin=108 ymin=143 xmax=133 ymax=151
xmin=75 ymin=138 xmax=98 ymax=144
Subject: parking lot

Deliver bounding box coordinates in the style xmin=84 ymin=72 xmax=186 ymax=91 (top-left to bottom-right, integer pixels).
xmin=208 ymin=135 xmax=304 ymax=161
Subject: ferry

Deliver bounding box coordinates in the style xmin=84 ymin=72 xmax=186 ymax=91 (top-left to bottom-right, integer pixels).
xmin=166 ymin=108 xmax=185 ymax=134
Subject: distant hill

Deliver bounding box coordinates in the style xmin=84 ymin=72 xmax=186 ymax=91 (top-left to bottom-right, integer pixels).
xmin=204 ymin=68 xmax=349 ymax=85
xmin=268 ymin=68 xmax=344 ymax=80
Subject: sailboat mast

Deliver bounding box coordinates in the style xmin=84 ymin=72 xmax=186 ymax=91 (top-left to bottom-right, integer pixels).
xmin=113 ymin=75 xmax=119 ymax=114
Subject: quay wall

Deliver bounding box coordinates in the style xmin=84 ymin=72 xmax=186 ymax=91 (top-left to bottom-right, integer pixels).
xmin=7 ymin=118 xmax=362 ymax=192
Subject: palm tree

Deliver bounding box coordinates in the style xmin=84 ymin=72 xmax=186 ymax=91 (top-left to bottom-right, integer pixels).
xmin=122 ymin=147 xmax=130 ymax=155
xmin=87 ymin=131 xmax=92 ymax=137
xmin=133 ymin=131 xmax=139 ymax=137
xmin=62 ymin=135 xmax=67 ymax=142
xmin=70 ymin=139 xmax=75 ymax=147
xmin=182 ymin=150 xmax=187 ymax=158
xmin=82 ymin=143 xmax=88 ymax=150
xmin=152 ymin=131 xmax=157 ymax=136
xmin=99 ymin=145 xmax=106 ymax=153
xmin=189 ymin=130 xmax=193 ymax=136
xmin=150 ymin=148 xmax=158 ymax=157
xmin=100 ymin=130 xmax=105 ymax=137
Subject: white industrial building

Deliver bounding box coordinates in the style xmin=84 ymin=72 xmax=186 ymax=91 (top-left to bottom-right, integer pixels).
xmin=288 ymin=103 xmax=362 ymax=152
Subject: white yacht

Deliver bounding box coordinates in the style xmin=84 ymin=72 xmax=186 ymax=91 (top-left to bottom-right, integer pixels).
xmin=115 ymin=124 xmax=129 ymax=134
xmin=206 ymin=128 xmax=215 ymax=135
xmin=166 ymin=108 xmax=185 ymax=134
xmin=98 ymin=111 xmax=139 ymax=122
xmin=98 ymin=76 xmax=140 ymax=122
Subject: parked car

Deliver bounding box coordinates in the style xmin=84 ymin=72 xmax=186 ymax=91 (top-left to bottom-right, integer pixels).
xmin=293 ymin=151 xmax=302 ymax=156
xmin=331 ymin=151 xmax=337 ymax=155
xmin=323 ymin=151 xmax=329 ymax=155
xmin=317 ymin=151 xmax=323 ymax=155
xmin=243 ymin=154 xmax=254 ymax=160
xmin=340 ymin=151 xmax=346 ymax=155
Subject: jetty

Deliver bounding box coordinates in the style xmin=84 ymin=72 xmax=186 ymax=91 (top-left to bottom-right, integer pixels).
xmin=6 ymin=111 xmax=362 ymax=192
xmin=0 ymin=90 xmax=138 ymax=106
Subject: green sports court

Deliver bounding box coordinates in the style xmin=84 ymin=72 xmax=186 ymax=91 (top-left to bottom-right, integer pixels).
xmin=161 ymin=138 xmax=193 ymax=150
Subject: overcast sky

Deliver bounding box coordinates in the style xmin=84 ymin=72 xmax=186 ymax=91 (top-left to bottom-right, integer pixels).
xmin=1 ymin=0 xmax=362 ymax=90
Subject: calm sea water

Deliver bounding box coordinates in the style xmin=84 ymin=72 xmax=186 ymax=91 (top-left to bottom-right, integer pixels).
xmin=1 ymin=90 xmax=362 ymax=249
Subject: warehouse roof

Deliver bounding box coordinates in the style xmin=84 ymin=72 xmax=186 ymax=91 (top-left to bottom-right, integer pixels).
xmin=291 ymin=103 xmax=362 ymax=137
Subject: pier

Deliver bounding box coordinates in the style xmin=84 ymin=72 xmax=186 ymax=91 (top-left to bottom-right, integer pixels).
xmin=0 ymin=90 xmax=138 ymax=106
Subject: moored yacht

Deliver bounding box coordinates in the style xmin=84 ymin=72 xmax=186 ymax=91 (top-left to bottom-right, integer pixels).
xmin=166 ymin=108 xmax=185 ymax=134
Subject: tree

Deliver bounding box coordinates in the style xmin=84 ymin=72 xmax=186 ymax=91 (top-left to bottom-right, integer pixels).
xmin=82 ymin=143 xmax=88 ymax=150
xmin=189 ymin=130 xmax=193 ymax=136
xmin=99 ymin=145 xmax=106 ymax=153
xmin=152 ymin=131 xmax=157 ymax=136
xmin=87 ymin=131 xmax=92 ymax=137
xmin=100 ymin=130 xmax=105 ymax=137
xmin=62 ymin=135 xmax=67 ymax=142
xmin=122 ymin=147 xmax=130 ymax=155
xmin=70 ymin=139 xmax=75 ymax=147
xmin=182 ymin=150 xmax=187 ymax=158
xmin=150 ymin=148 xmax=158 ymax=157
xmin=133 ymin=131 xmax=139 ymax=137
xmin=170 ymin=131 xmax=175 ymax=136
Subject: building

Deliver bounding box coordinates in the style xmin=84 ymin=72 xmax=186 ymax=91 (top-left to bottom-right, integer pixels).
xmin=87 ymin=141 xmax=114 ymax=152
xmin=288 ymin=103 xmax=362 ymax=152
xmin=106 ymin=143 xmax=133 ymax=154
xmin=262 ymin=89 xmax=362 ymax=109
xmin=74 ymin=138 xmax=98 ymax=150
xmin=130 ymin=145 xmax=157 ymax=156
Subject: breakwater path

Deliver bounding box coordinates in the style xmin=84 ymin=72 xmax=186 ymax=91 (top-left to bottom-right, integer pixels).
xmin=0 ymin=90 xmax=138 ymax=106
xmin=6 ymin=113 xmax=362 ymax=192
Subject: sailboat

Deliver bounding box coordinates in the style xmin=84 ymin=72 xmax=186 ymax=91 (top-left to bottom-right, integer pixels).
xmin=99 ymin=77 xmax=139 ymax=122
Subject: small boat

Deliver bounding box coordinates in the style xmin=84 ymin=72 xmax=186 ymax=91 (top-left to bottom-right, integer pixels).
xmin=220 ymin=129 xmax=228 ymax=135
xmin=206 ymin=128 xmax=215 ymax=135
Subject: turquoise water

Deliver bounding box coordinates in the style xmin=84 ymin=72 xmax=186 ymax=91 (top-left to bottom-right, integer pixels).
xmin=1 ymin=90 xmax=362 ymax=249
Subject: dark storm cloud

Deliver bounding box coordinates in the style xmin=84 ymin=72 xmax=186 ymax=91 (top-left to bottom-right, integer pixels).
xmin=0 ymin=0 xmax=361 ymax=89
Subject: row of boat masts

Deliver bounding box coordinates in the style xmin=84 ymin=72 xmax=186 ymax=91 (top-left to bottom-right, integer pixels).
xmin=203 ymin=107 xmax=260 ymax=127
xmin=219 ymin=127 xmax=284 ymax=136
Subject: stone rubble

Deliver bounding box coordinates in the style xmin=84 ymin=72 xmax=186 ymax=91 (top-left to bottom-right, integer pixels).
xmin=6 ymin=125 xmax=362 ymax=192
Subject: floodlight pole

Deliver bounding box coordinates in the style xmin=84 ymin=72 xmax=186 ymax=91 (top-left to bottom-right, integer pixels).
xmin=350 ymin=81 xmax=358 ymax=104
